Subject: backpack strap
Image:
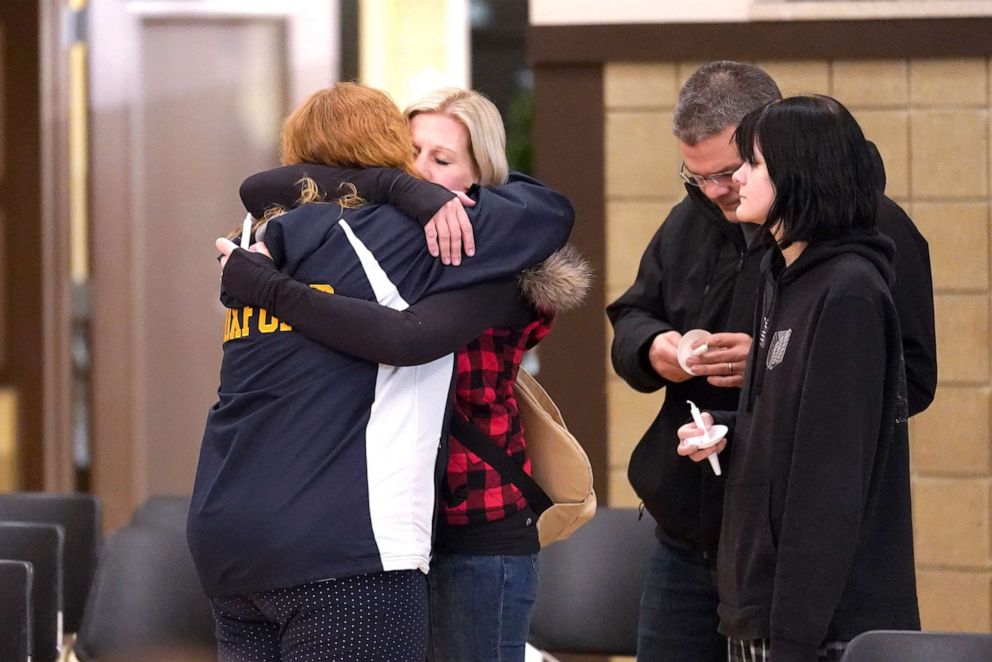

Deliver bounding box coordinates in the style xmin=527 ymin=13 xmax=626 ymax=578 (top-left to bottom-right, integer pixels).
xmin=449 ymin=414 xmax=554 ymax=516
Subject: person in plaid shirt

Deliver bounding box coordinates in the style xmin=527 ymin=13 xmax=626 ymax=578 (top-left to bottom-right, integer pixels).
xmin=441 ymin=315 xmax=552 ymax=526
xmin=221 ymin=88 xmax=590 ymax=662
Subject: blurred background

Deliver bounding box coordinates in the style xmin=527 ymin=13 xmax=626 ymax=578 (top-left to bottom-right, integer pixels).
xmin=0 ymin=0 xmax=991 ymax=642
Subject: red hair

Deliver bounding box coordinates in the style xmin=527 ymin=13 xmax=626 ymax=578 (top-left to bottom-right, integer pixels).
xmin=280 ymin=83 xmax=416 ymax=176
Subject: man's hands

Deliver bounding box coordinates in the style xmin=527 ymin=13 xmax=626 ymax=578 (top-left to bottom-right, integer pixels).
xmin=684 ymin=332 xmax=752 ymax=388
xmin=215 ymin=237 xmax=272 ymax=270
xmin=424 ymin=191 xmax=476 ymax=266
xmin=648 ymin=331 xmax=692 ymax=383
xmin=649 ymin=331 xmax=752 ymax=388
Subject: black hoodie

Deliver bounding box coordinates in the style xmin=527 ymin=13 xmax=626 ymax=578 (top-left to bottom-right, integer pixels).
xmin=713 ymin=233 xmax=920 ymax=661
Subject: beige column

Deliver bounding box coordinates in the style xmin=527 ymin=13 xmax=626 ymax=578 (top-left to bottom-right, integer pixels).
xmin=359 ymin=0 xmax=469 ymax=108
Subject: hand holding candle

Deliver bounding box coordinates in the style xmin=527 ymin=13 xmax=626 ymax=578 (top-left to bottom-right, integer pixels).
xmin=216 ymin=216 xmax=271 ymax=271
xmin=682 ymin=400 xmax=726 ymax=476
xmin=240 ymin=213 xmax=253 ymax=249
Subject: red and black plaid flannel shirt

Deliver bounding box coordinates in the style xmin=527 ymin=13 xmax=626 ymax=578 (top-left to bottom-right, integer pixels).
xmin=441 ymin=312 xmax=555 ymax=526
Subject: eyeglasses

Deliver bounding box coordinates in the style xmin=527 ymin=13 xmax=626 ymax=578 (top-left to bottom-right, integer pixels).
xmin=679 ymin=163 xmax=741 ymax=188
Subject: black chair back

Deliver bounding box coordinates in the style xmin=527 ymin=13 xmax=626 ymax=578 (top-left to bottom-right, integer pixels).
xmin=0 ymin=521 xmax=64 ymax=662
xmin=0 ymin=559 xmax=33 ymax=662
xmin=0 ymin=491 xmax=101 ymax=632
xmin=529 ymin=507 xmax=657 ymax=656
xmin=129 ymin=494 xmax=191 ymax=531
xmin=74 ymin=524 xmax=215 ymax=661
xmin=840 ymin=630 xmax=992 ymax=662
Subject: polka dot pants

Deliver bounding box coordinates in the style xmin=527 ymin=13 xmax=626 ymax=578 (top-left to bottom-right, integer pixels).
xmin=211 ymin=570 xmax=428 ymax=662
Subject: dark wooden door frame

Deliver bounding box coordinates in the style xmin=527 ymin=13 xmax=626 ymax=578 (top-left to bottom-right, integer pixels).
xmin=531 ymin=64 xmax=609 ymax=504
xmin=0 ymin=2 xmax=52 ymax=492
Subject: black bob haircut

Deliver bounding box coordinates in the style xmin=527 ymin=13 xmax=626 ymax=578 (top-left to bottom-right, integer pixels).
xmin=733 ymin=95 xmax=879 ymax=248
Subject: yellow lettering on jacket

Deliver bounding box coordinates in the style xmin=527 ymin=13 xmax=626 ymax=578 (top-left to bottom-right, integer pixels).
xmin=228 ymin=307 xmax=243 ymax=339
xmin=241 ymin=307 xmax=254 ymax=338
xmin=258 ymin=308 xmax=279 ymax=333
xmin=222 ymin=284 xmax=332 ymax=343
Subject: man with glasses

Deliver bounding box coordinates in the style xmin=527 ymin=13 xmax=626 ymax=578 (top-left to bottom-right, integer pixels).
xmin=607 ymin=61 xmax=936 ymax=662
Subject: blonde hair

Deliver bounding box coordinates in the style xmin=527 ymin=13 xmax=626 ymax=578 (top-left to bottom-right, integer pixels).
xmin=257 ymin=179 xmax=363 ymax=224
xmin=281 ymin=82 xmax=416 ymax=176
xmin=405 ymin=88 xmax=509 ymax=186
xmin=227 ymin=177 xmax=363 ymax=240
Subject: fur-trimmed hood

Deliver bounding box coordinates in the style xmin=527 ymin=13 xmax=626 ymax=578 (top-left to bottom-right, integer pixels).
xmin=518 ymin=244 xmax=593 ymax=314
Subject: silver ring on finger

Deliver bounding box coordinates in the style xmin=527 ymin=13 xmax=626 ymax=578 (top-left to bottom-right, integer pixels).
xmin=727 ymin=362 xmax=733 ymax=375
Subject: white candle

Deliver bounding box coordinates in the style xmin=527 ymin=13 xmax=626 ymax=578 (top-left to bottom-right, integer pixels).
xmin=691 ymin=342 xmax=709 ymax=356
xmin=686 ymin=400 xmax=722 ymax=476
xmin=240 ymin=213 xmax=253 ymax=249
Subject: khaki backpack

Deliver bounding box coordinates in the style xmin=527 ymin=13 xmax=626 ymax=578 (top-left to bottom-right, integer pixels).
xmin=451 ymin=368 xmax=596 ymax=547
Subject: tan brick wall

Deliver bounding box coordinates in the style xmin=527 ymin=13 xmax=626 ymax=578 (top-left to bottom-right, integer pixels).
xmin=604 ymin=58 xmax=992 ymax=637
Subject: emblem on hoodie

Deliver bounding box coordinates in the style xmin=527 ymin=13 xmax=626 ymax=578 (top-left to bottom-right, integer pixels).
xmin=766 ymin=329 xmax=792 ymax=370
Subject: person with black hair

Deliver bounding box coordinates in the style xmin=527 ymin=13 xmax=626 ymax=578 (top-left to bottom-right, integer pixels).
xmin=678 ymin=96 xmax=921 ymax=662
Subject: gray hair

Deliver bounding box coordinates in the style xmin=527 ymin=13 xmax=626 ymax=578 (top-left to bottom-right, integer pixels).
xmin=673 ymin=61 xmax=783 ymax=146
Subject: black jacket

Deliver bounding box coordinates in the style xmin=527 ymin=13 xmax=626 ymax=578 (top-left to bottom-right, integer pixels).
xmin=606 ymin=186 xmax=767 ymax=553
xmin=714 ymin=234 xmax=920 ymax=661
xmin=607 ymin=175 xmax=936 ymax=554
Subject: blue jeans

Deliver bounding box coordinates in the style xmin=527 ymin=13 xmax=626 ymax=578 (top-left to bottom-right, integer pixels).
xmin=428 ymin=551 xmax=539 ymax=662
xmin=637 ymin=539 xmax=725 ymax=662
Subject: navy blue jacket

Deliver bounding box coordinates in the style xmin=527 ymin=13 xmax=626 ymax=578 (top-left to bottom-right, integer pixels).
xmin=188 ymin=176 xmax=572 ymax=597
